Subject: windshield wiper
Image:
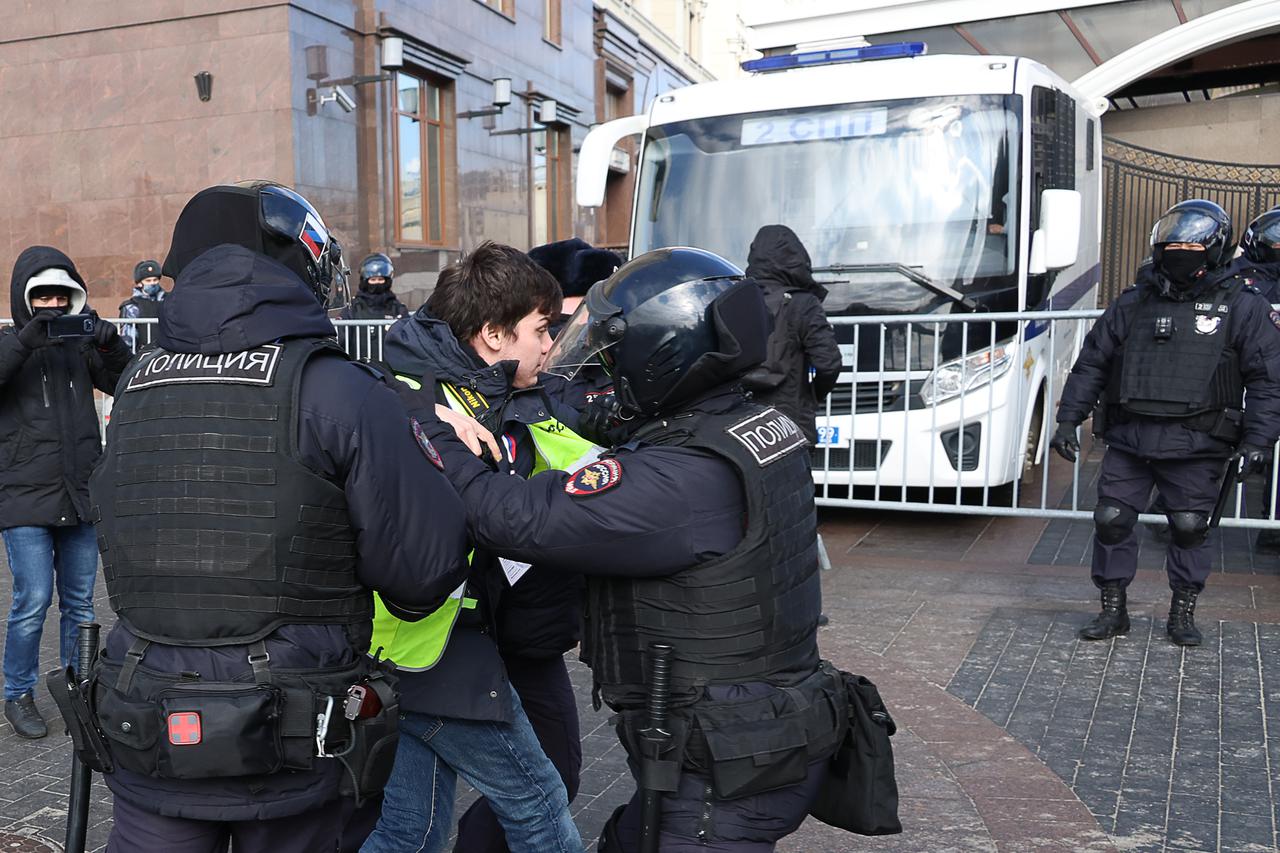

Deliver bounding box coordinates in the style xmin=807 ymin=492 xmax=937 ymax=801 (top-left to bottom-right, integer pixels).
xmin=812 ymin=263 xmax=981 ymax=311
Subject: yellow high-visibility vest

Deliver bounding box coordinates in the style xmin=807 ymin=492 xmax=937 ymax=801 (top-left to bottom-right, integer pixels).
xmin=370 ymin=376 xmax=598 ymax=671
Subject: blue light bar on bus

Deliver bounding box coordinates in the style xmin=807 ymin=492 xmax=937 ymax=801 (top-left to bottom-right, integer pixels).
xmin=741 ymin=42 xmax=927 ymax=73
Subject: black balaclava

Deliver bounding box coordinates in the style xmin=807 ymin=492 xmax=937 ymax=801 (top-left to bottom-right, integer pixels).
xmin=1153 ymin=246 xmax=1209 ymax=297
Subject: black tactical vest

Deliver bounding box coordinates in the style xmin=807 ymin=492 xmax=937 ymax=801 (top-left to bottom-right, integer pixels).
xmin=1113 ymin=284 xmax=1243 ymax=418
xmin=90 ymin=339 xmax=371 ymax=646
xmin=119 ymin=296 xmax=162 ymax=319
xmin=584 ymin=404 xmax=822 ymax=709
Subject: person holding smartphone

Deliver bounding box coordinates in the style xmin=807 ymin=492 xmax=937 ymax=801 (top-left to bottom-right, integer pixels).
xmin=0 ymin=246 xmax=131 ymax=739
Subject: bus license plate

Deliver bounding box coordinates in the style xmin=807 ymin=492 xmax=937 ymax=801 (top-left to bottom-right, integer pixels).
xmin=816 ymin=426 xmax=847 ymax=447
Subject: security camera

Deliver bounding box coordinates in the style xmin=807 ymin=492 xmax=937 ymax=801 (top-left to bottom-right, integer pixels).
xmin=332 ymin=86 xmax=356 ymax=113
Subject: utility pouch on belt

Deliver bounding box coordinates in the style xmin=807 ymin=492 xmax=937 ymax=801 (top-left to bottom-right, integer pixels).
xmin=155 ymin=683 xmax=283 ymax=779
xmin=47 ymin=664 xmax=114 ymax=774
xmin=809 ymin=670 xmax=902 ymax=836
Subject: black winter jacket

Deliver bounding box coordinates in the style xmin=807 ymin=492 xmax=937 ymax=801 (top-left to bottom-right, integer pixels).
xmin=339 ymin=288 xmax=409 ymax=320
xmin=742 ymin=225 xmax=842 ymax=443
xmin=0 ymin=246 xmax=131 ymax=529
xmin=98 ymin=245 xmax=470 ymax=821
xmin=1057 ymin=265 xmax=1280 ymax=459
xmin=1225 ymin=255 xmax=1280 ymax=305
xmin=382 ymin=309 xmax=585 ymax=720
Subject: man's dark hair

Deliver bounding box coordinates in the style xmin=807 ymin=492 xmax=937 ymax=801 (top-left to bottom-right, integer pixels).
xmin=427 ymin=241 xmax=563 ymax=342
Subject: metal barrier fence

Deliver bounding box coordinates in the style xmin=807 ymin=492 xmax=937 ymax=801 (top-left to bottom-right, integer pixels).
xmin=14 ymin=314 xmax=1277 ymax=530
xmin=812 ymin=309 xmax=1280 ymax=530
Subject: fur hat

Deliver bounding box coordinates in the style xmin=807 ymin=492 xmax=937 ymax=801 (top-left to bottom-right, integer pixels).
xmin=528 ymin=238 xmax=622 ymax=298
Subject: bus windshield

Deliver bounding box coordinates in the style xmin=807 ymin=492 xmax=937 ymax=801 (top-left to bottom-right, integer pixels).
xmin=633 ymin=94 xmax=1021 ymax=315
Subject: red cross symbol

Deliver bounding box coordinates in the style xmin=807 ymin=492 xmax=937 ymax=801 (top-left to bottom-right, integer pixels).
xmin=167 ymin=711 xmax=202 ymax=745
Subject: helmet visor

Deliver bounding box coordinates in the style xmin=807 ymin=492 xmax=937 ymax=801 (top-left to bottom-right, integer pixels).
xmin=544 ymin=286 xmax=622 ymax=381
xmin=1151 ymin=212 xmax=1222 ymax=247
xmin=362 ymin=256 xmax=394 ymax=280
xmin=1258 ymin=217 xmax=1280 ymax=248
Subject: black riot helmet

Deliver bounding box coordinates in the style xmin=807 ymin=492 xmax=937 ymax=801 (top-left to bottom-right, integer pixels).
xmin=1149 ymin=199 xmax=1233 ymax=269
xmin=545 ymin=247 xmax=769 ymax=417
xmin=1240 ymin=207 xmax=1280 ymax=265
xmin=162 ymin=181 xmax=349 ymax=310
xmin=359 ymin=253 xmax=395 ymax=292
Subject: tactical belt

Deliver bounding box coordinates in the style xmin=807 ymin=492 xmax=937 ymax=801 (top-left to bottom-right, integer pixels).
xmin=88 ymin=637 xmax=398 ymax=800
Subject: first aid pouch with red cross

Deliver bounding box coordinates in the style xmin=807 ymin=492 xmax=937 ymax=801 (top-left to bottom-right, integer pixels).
xmin=154 ymin=683 xmax=283 ymax=778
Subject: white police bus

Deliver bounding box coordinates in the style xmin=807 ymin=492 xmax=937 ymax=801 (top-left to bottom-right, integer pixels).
xmin=576 ymin=43 xmax=1103 ymax=496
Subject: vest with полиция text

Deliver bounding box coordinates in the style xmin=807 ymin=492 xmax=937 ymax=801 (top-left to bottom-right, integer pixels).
xmin=582 ymin=405 xmax=822 ymax=710
xmin=88 ymin=339 xmax=370 ymax=646
xmin=368 ymin=378 xmax=600 ymax=671
xmin=1113 ymin=282 xmax=1243 ymax=418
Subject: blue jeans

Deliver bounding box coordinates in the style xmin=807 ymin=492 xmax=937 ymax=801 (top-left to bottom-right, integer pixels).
xmin=2 ymin=524 xmax=97 ymax=700
xmin=361 ymin=685 xmax=583 ymax=853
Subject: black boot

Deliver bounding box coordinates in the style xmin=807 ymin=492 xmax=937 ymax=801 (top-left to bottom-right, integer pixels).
xmin=1167 ymin=586 xmax=1203 ymax=646
xmin=1079 ymin=582 xmax=1130 ymax=641
xmin=4 ymin=691 xmax=47 ymax=739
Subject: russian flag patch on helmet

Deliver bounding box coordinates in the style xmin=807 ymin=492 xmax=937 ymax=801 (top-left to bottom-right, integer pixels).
xmin=298 ymin=212 xmax=327 ymax=262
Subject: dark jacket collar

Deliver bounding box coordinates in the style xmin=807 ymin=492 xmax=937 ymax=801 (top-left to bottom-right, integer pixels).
xmin=156 ymin=244 xmax=334 ymax=355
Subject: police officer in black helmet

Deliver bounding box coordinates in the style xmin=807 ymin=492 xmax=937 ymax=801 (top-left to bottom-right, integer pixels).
xmin=86 ymin=182 xmax=469 ymax=852
xmin=413 ymin=248 xmax=848 ymax=852
xmin=1051 ymin=200 xmax=1280 ymax=646
xmin=1229 ymin=207 xmax=1280 ymax=551
xmin=1231 ymin=206 xmax=1280 ymax=305
xmin=340 ymin=252 xmax=409 ymax=320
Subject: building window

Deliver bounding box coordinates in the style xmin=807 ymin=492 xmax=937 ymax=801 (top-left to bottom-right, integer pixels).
xmin=480 ymin=0 xmax=515 ymax=17
xmin=544 ymin=0 xmax=561 ymax=44
xmin=394 ymin=71 xmax=451 ymax=245
xmin=532 ymin=123 xmax=569 ymax=244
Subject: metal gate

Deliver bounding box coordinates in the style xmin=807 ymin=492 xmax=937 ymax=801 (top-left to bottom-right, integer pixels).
xmin=1100 ymin=138 xmax=1280 ymax=304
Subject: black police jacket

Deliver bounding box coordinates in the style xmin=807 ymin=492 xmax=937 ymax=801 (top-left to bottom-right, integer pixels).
xmin=340 ymin=288 xmax=409 ymax=320
xmin=382 ymin=309 xmax=585 ymax=720
xmin=421 ymin=389 xmax=842 ymax=798
xmin=1058 ymin=265 xmax=1280 ymax=459
xmin=1225 ymin=255 xmax=1280 ymax=305
xmin=0 ymin=246 xmax=131 ymax=529
xmin=95 ymin=245 xmax=469 ymax=822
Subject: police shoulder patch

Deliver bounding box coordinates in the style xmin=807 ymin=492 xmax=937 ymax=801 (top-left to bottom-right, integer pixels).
xmin=1269 ymin=309 xmax=1280 ymax=332
xmin=411 ymin=418 xmax=444 ymax=470
xmin=726 ymin=408 xmax=807 ymax=465
xmin=564 ymin=458 xmax=622 ymax=496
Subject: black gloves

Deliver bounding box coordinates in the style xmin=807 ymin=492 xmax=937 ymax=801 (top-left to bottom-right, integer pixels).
xmin=1239 ymin=444 xmax=1271 ymax=476
xmin=17 ymin=310 xmax=59 ymax=350
xmin=91 ymin=312 xmax=121 ymax=350
xmin=577 ymin=395 xmax=630 ymax=448
xmin=1050 ymin=422 xmax=1081 ymax=463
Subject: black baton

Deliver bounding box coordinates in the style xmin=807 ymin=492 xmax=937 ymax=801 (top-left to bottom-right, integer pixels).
xmin=638 ymin=642 xmax=673 ymax=853
xmin=1210 ymin=452 xmax=1246 ymax=529
xmin=64 ymin=622 xmax=100 ymax=853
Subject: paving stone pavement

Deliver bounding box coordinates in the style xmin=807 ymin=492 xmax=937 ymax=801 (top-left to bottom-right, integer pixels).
xmin=2 ymin=489 xmax=1279 ymax=851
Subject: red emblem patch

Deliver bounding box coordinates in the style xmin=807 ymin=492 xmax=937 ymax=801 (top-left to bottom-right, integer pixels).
xmin=168 ymin=711 xmax=202 ymax=746
xmin=564 ymin=458 xmax=622 ymax=496
xmin=411 ymin=418 xmax=445 ymax=470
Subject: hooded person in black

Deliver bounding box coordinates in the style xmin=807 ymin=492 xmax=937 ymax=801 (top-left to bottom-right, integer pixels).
xmin=84 ymin=183 xmax=470 ymax=853
xmin=0 ymin=246 xmax=131 ymax=739
xmin=741 ymin=225 xmax=843 ymax=444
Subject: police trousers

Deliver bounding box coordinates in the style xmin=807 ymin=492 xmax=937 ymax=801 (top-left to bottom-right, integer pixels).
xmin=599 ymin=760 xmax=826 ymax=852
xmin=1093 ymin=448 xmax=1224 ymax=591
xmin=107 ymin=793 xmax=351 ymax=853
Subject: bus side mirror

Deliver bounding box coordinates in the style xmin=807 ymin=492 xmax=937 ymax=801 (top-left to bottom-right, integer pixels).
xmin=1028 ymin=189 xmax=1081 ymax=275
xmin=576 ymin=114 xmax=649 ymax=208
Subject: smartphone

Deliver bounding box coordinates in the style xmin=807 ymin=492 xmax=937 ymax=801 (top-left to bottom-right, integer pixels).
xmin=47 ymin=314 xmax=95 ymax=339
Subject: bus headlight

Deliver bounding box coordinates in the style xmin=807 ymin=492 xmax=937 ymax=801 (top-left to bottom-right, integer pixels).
xmin=920 ymin=342 xmax=1015 ymax=406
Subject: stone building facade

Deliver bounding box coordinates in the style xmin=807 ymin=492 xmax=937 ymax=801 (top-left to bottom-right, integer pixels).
xmin=0 ymin=0 xmax=706 ymax=309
